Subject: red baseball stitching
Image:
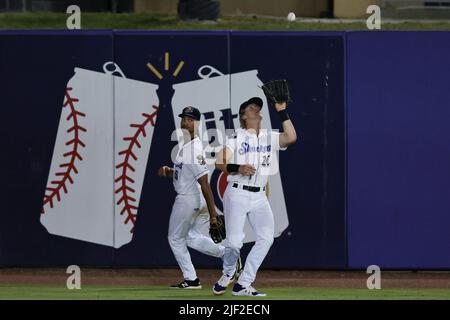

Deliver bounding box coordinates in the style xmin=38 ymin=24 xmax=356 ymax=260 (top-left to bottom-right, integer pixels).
xmin=41 ymin=87 xmax=86 ymax=214
xmin=115 ymin=105 xmax=159 ymax=233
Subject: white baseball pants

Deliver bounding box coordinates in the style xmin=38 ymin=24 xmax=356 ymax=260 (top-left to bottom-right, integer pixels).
xmin=168 ymin=194 xmax=225 ymax=281
xmin=222 ymin=184 xmax=275 ymax=287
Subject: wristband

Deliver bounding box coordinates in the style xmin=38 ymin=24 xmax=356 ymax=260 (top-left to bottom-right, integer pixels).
xmin=278 ymin=109 xmax=290 ymax=122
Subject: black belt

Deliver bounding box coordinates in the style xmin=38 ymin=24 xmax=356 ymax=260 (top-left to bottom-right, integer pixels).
xmin=232 ymin=183 xmax=265 ymax=192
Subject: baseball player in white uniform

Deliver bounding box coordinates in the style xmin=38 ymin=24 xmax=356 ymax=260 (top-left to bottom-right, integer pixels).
xmin=158 ymin=106 xmax=242 ymax=289
xmin=213 ymin=97 xmax=297 ymax=296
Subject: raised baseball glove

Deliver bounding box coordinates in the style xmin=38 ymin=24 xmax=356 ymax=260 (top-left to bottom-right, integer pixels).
xmin=209 ymin=214 xmax=226 ymax=243
xmin=261 ymin=79 xmax=291 ymax=104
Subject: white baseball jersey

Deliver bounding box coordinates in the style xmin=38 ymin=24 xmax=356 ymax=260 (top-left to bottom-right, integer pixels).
xmin=169 ymin=136 xmax=225 ymax=281
xmin=173 ymin=136 xmax=209 ymax=195
xmin=225 ymin=128 xmax=286 ymax=188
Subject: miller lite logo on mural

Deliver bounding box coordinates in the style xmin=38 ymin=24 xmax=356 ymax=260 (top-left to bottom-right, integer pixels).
xmin=171 ymin=65 xmax=289 ymax=243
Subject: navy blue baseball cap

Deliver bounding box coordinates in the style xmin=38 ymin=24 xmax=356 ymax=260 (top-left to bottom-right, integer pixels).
xmin=178 ymin=106 xmax=201 ymax=121
xmin=239 ymin=97 xmax=263 ymax=113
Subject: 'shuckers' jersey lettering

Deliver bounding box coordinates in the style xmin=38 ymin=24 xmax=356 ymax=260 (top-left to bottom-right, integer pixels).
xmin=173 ymin=136 xmax=209 ymax=195
xmin=238 ymin=142 xmax=272 ymax=154
xmin=225 ymin=128 xmax=287 ymax=188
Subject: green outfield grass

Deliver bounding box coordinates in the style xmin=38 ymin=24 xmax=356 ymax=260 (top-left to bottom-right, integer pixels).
xmin=0 ymin=12 xmax=449 ymax=30
xmin=0 ymin=285 xmax=449 ymax=300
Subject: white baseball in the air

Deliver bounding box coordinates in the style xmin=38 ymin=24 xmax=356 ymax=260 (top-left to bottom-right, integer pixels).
xmin=287 ymin=12 xmax=296 ymax=22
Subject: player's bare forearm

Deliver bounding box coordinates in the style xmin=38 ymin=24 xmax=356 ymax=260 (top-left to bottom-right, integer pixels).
xmin=280 ymin=119 xmax=297 ymax=146
xmin=215 ymin=163 xmax=227 ymax=172
xmin=278 ymin=103 xmax=297 ymax=148
xmin=215 ymin=147 xmax=255 ymax=175
xmin=215 ymin=147 xmax=230 ymax=172
xmin=198 ymin=175 xmax=218 ymax=221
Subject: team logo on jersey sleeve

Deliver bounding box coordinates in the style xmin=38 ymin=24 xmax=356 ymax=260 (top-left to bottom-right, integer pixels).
xmin=197 ymin=154 xmax=206 ymax=165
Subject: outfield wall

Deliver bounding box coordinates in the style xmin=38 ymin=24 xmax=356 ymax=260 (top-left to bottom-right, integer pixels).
xmin=0 ymin=31 xmax=448 ymax=269
xmin=346 ymin=32 xmax=450 ymax=269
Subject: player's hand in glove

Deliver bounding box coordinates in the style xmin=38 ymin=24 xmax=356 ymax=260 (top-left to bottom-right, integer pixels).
xmin=261 ymin=79 xmax=291 ymax=106
xmin=209 ymin=214 xmax=226 ymax=244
